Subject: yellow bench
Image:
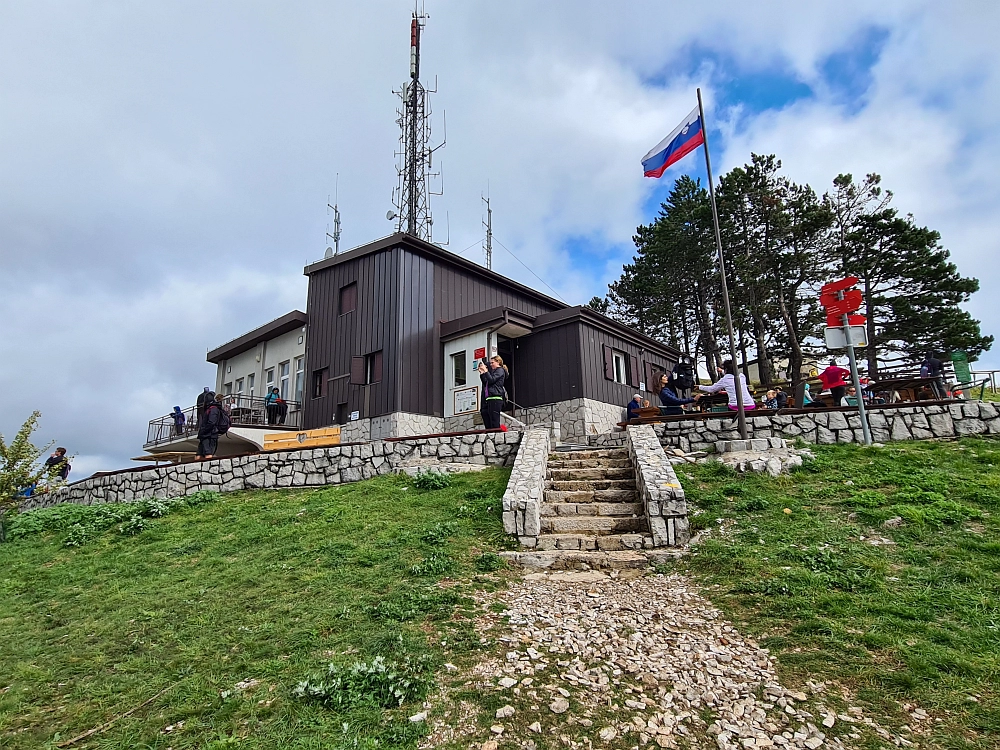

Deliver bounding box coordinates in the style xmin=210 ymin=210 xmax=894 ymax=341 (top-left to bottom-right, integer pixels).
xmin=263 ymin=426 xmax=341 ymax=451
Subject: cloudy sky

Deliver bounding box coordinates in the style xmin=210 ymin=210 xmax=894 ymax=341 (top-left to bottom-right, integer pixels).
xmin=2 ymin=0 xmax=998 ymax=476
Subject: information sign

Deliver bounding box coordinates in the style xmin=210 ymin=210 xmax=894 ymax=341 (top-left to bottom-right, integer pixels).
xmin=453 ymin=386 xmax=479 ymax=415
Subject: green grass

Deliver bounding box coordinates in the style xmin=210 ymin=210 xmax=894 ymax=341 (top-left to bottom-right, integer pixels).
xmin=673 ymin=438 xmax=1000 ymax=750
xmin=0 ymin=468 xmax=512 ymax=750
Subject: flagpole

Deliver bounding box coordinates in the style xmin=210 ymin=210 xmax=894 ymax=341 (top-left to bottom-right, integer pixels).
xmin=697 ymin=87 xmax=748 ymax=441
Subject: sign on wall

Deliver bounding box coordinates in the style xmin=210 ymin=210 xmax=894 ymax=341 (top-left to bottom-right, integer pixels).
xmin=454 ymin=386 xmax=479 ymax=415
xmin=474 ymin=347 xmax=486 ymax=359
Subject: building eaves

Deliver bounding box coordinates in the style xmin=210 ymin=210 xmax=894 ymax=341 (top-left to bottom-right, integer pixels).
xmin=206 ymin=310 xmax=308 ymax=364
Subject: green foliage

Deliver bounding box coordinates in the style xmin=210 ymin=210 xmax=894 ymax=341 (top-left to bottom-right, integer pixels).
xmin=409 ymin=551 xmax=456 ymax=577
xmin=292 ymin=655 xmax=432 ymax=709
xmin=420 ymin=521 xmax=458 ymax=545
xmin=413 ymin=469 xmax=453 ymax=490
xmin=474 ymin=552 xmax=506 ymax=572
xmin=0 ymin=411 xmax=56 ymax=541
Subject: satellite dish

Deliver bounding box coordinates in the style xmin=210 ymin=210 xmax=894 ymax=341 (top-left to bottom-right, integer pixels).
xmin=324 ymin=246 xmax=334 ymax=259
xmin=386 ymin=210 xmax=397 ymax=221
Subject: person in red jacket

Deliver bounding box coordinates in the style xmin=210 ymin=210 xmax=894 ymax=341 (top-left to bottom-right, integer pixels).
xmin=819 ymin=360 xmax=851 ymax=405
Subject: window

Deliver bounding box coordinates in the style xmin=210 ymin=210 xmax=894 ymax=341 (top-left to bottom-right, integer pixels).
xmin=247 ymin=373 xmax=255 ymax=397
xmin=279 ymin=361 xmax=290 ymax=400
xmin=335 ymin=402 xmax=349 ymax=425
xmin=613 ymin=351 xmax=627 ymax=385
xmin=235 ymin=377 xmax=244 ymax=394
xmin=339 ymin=282 xmax=357 ymax=315
xmin=294 ymin=357 xmax=305 ymax=403
xmin=265 ymin=368 xmax=274 ymax=393
xmin=451 ymin=350 xmax=467 ymax=386
xmin=223 ymin=382 xmax=232 ymax=395
xmin=351 ymin=351 xmax=382 ymax=385
xmin=312 ymin=368 xmax=328 ymax=398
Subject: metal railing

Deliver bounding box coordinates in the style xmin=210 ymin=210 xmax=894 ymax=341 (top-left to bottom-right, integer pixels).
xmin=145 ymin=395 xmax=302 ymax=447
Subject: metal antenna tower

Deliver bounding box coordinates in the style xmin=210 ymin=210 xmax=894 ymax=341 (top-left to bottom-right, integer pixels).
xmin=325 ymin=174 xmax=342 ymax=258
xmin=482 ymin=193 xmax=493 ymax=270
xmin=390 ymin=4 xmax=444 ymax=241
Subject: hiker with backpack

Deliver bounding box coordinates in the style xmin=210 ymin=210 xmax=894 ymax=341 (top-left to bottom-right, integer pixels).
xmin=197 ymin=392 xmax=230 ymax=460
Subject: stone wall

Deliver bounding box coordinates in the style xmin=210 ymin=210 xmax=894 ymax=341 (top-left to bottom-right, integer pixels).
xmin=514 ymin=398 xmax=627 ymax=443
xmin=653 ymin=402 xmax=1000 ymax=452
xmin=626 ymin=425 xmax=690 ymax=547
xmin=501 ymin=428 xmax=550 ymax=548
xmin=338 ymin=411 xmax=447 ymax=443
xmin=21 ymin=432 xmax=522 ymax=513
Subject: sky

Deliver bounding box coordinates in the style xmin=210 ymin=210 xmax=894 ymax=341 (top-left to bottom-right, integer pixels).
xmin=2 ymin=0 xmax=998 ymax=476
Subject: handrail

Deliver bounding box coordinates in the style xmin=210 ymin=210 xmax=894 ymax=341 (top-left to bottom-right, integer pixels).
xmin=145 ymin=395 xmax=302 ymax=447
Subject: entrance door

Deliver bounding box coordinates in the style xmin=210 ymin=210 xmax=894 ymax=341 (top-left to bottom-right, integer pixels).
xmin=496 ymin=335 xmax=515 ymax=413
xmin=443 ymin=330 xmax=489 ymax=418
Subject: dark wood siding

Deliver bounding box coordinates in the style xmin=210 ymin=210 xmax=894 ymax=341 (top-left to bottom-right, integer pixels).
xmin=399 ymin=250 xmax=437 ymax=415
xmin=302 ymin=247 xmax=403 ymax=429
xmin=578 ymin=322 xmax=677 ymax=405
xmin=509 ymin=326 xmax=584 ymax=408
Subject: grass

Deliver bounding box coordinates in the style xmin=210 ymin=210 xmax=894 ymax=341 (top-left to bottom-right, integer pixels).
xmin=0 ymin=468 xmax=512 ymax=750
xmin=672 ymin=437 xmax=1000 ymax=750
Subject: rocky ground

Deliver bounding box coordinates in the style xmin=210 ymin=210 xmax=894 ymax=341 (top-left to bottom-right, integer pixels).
xmin=422 ymin=571 xmax=923 ymax=750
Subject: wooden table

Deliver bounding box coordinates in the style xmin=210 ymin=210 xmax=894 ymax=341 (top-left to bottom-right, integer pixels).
xmin=868 ymin=376 xmax=941 ymax=403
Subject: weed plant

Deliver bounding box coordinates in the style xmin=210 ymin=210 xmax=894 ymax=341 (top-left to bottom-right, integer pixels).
xmin=674 ymin=438 xmax=1000 ymax=749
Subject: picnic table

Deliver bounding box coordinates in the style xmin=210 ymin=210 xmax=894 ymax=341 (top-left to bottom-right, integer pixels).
xmin=867 ymin=376 xmax=942 ymax=403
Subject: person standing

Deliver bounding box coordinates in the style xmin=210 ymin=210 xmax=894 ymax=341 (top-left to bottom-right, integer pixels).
xmin=478 ymin=356 xmax=507 ymax=430
xmin=44 ymin=447 xmax=71 ymax=482
xmin=196 ymin=387 xmax=212 ymax=428
xmin=171 ymin=406 xmax=186 ymax=435
xmin=265 ymin=387 xmax=281 ymax=425
xmin=920 ymin=353 xmax=947 ymax=399
xmin=197 ymin=393 xmax=222 ymax=460
xmin=698 ymin=360 xmax=756 ymax=411
xmin=818 ymin=360 xmax=851 ymax=406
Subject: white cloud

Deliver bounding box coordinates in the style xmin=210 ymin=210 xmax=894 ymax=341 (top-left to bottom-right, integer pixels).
xmin=2 ymin=0 xmax=998 ymax=473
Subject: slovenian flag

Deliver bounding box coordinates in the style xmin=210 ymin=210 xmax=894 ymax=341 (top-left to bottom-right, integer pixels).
xmin=641 ymin=106 xmax=704 ymax=178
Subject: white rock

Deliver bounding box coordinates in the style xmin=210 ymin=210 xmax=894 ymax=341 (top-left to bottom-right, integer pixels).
xmin=598 ymin=726 xmax=617 ymax=741
xmin=498 ymin=677 xmax=518 ymax=689
xmin=529 ymin=721 xmax=542 ymax=733
xmin=408 ymin=711 xmax=427 ymax=723
xmin=495 ymin=705 xmax=515 ymax=719
xmin=549 ymin=697 xmax=570 ymax=714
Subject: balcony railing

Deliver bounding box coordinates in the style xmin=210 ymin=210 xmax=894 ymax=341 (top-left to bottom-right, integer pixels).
xmin=145 ymin=394 xmax=302 ymax=447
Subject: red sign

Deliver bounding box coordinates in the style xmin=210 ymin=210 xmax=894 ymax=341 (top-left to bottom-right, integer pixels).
xmin=474 ymin=347 xmax=486 ymax=359
xmin=820 ymin=277 xmax=865 ymax=327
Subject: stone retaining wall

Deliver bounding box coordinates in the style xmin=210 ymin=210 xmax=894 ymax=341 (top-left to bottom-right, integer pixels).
xmin=626 ymin=425 xmax=690 ymax=547
xmin=501 ymin=428 xmax=550 ymax=548
xmin=21 ymin=432 xmax=522 ymax=513
xmin=654 ymin=402 xmax=1000 ymax=453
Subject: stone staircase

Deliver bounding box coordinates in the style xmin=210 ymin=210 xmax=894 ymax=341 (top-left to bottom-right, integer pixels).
xmin=503 ymin=446 xmax=677 ymax=571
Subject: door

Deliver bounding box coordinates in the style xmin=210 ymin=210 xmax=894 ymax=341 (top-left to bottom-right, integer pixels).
xmin=443 ymin=330 xmax=489 ymax=418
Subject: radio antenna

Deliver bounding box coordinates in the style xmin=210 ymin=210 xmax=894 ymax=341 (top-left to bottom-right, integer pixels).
xmin=326 ymin=173 xmax=341 ymax=258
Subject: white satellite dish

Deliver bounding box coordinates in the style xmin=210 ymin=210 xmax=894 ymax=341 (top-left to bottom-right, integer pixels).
xmin=386 ymin=210 xmax=397 ymax=221
xmin=324 ymin=246 xmax=334 ymax=259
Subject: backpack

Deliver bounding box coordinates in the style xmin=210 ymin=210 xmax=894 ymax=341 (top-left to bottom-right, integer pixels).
xmin=212 ymin=404 xmax=231 ymax=435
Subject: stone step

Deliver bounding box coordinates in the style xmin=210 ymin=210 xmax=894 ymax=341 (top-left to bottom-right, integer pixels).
xmin=546 ymin=479 xmax=636 ymax=492
xmin=534 ymin=532 xmax=652 ymax=551
xmin=547 ymin=467 xmax=633 ymax=481
xmin=500 ymin=548 xmax=682 ymax=571
xmin=539 ymin=516 xmax=646 ymax=535
xmin=543 ymin=488 xmax=637 ymax=504
xmin=544 ymin=458 xmax=633 ymax=469
xmin=540 ymin=502 xmax=644 ymax=517
xmin=549 ymin=449 xmax=628 ymax=461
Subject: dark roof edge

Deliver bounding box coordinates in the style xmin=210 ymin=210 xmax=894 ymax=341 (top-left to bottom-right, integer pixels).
xmin=534 ymin=306 xmax=683 ymax=359
xmin=303 ymin=232 xmax=567 ymax=313
xmin=440 ymin=306 xmax=537 ymax=341
xmin=207 ymin=310 xmax=307 ymax=364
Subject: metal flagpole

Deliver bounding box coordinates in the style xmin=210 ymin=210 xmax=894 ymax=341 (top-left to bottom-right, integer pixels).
xmin=697 ymin=87 xmax=748 ymax=440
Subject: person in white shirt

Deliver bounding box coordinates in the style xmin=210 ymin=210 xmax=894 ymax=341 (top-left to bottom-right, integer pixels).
xmin=698 ymin=360 xmax=756 ymax=410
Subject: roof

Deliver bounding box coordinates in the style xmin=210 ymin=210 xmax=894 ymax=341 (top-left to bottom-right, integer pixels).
xmin=206 ymin=310 xmax=307 ymax=363
xmin=533 ymin=306 xmax=682 ymax=358
xmin=303 ymin=232 xmax=567 ymax=312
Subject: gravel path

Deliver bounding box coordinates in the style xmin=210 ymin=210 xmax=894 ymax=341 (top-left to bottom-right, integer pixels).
xmin=447 ymin=570 xmax=906 ymax=750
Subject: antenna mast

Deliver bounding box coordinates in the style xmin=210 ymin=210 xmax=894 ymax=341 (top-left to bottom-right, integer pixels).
xmin=482 ymin=194 xmax=493 ymax=270
xmin=391 ymin=4 xmax=443 ymax=242
xmin=325 ymin=174 xmax=342 ymax=258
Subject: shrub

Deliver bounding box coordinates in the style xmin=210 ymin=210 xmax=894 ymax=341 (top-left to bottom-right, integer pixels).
xmin=409 ymin=551 xmax=455 ymax=577
xmin=474 ymin=552 xmax=505 ymax=572
xmin=413 ymin=469 xmax=452 ymax=490
xmin=734 ymin=495 xmax=767 ymax=512
xmin=420 ymin=521 xmax=458 ymax=545
xmin=118 ymin=515 xmax=146 ymax=536
xmin=292 ymin=655 xmax=432 ymax=709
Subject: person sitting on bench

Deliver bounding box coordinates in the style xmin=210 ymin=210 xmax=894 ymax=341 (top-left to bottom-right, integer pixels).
xmin=698 ymin=360 xmax=756 ymax=411
xmin=627 ymin=393 xmax=643 ymax=421
xmin=657 ymin=374 xmax=697 ymax=415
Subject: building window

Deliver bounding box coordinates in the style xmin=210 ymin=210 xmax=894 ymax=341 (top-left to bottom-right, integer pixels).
xmin=247 ymin=373 xmax=255 ymax=397
xmin=235 ymin=377 xmax=244 ymax=394
xmin=312 ymin=368 xmax=328 ymax=398
xmin=223 ymin=382 xmax=232 ymax=395
xmin=351 ymin=351 xmax=382 ymax=385
xmin=339 ymin=282 xmax=357 ymax=315
xmin=335 ymin=402 xmax=349 ymax=425
xmin=279 ymin=361 xmax=290 ymax=399
xmin=451 ymin=350 xmax=467 ymax=386
xmin=265 ymin=367 xmax=274 ymax=394
xmin=612 ymin=351 xmax=627 ymax=385
xmin=294 ymin=357 xmax=305 ymax=403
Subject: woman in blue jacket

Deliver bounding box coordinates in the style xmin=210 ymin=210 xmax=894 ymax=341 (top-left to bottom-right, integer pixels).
xmin=657 ymin=373 xmax=698 ymax=416
xmin=478 ymin=356 xmax=507 ymax=429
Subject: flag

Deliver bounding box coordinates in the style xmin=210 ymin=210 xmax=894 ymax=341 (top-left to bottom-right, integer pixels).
xmin=641 ymin=105 xmax=704 ymax=178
